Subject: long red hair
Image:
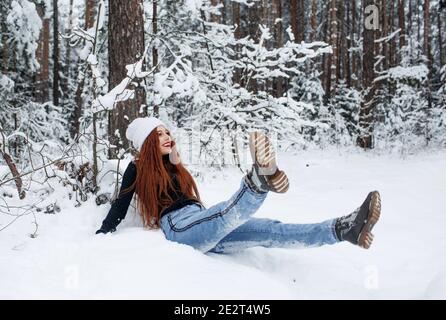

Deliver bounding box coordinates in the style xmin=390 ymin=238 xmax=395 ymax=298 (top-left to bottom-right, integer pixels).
xmin=122 ymin=129 xmax=201 ymax=228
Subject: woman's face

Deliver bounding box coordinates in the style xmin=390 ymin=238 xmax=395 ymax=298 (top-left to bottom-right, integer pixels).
xmin=157 ymin=125 xmax=172 ymax=155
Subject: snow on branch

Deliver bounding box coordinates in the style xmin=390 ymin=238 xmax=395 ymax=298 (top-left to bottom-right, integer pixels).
xmin=374 ymin=65 xmax=429 ymax=83
xmin=92 ymin=46 xmax=154 ymax=113
xmin=6 ymin=0 xmax=42 ymax=72
xmin=375 ymin=28 xmax=401 ymax=43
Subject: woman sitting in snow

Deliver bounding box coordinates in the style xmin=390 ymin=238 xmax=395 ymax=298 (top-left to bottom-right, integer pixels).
xmin=96 ymin=117 xmax=381 ymax=253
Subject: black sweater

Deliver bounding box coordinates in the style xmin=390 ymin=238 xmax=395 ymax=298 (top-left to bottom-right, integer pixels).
xmin=97 ymin=160 xmax=201 ymax=234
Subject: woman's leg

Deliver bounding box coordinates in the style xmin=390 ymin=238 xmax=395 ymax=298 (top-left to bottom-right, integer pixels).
xmin=160 ymin=177 xmax=268 ymax=253
xmin=208 ymin=217 xmax=339 ymax=254
xmin=207 ymin=190 xmax=382 ymax=253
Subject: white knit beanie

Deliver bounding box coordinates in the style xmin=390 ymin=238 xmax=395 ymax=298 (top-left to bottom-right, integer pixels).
xmin=126 ymin=117 xmax=166 ymax=151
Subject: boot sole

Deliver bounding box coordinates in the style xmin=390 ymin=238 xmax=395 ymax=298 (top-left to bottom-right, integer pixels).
xmin=357 ymin=191 xmax=381 ymax=249
xmin=249 ymin=132 xmax=277 ymax=175
xmin=270 ymin=170 xmax=289 ymax=193
xmin=249 ymin=132 xmax=289 ymax=193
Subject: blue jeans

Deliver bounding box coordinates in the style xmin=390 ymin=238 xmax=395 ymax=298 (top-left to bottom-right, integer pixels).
xmin=160 ymin=178 xmax=340 ymax=254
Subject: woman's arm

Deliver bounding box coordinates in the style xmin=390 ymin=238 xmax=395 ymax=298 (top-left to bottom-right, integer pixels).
xmin=96 ymin=161 xmax=137 ymax=234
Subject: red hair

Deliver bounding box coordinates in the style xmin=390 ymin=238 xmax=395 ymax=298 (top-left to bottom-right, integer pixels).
xmin=122 ymin=129 xmax=201 ymax=229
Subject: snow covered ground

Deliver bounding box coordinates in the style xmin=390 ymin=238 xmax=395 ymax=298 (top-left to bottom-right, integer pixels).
xmin=1 ymin=148 xmax=445 ymax=299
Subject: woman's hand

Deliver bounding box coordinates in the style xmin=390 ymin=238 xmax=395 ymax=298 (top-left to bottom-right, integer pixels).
xmin=95 ymin=229 xmax=107 ymax=235
xmin=169 ymin=140 xmax=181 ymax=165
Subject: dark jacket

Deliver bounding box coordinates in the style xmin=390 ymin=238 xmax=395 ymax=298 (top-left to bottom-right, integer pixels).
xmin=96 ymin=160 xmax=201 ymax=234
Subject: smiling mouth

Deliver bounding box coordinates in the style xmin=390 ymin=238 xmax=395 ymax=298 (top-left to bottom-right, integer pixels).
xmin=163 ymin=142 xmax=171 ymax=147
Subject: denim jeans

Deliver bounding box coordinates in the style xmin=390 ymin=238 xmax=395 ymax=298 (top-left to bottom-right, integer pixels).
xmin=160 ymin=178 xmax=340 ymax=254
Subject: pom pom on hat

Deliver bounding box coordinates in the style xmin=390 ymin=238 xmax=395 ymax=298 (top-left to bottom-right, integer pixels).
xmin=126 ymin=117 xmax=166 ymax=151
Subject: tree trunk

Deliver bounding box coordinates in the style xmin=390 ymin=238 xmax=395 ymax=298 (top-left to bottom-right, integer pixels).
xmin=346 ymin=0 xmax=352 ymax=87
xmin=72 ymin=68 xmax=85 ymax=139
xmin=210 ymin=0 xmax=221 ymax=23
xmin=248 ymin=2 xmax=260 ymax=42
xmin=337 ymin=0 xmax=344 ymax=82
xmin=66 ymin=0 xmax=74 ymax=71
xmin=398 ymin=0 xmax=406 ymax=60
xmin=325 ymin=0 xmax=338 ymax=101
xmin=35 ymin=3 xmax=50 ymax=103
xmin=290 ymin=0 xmax=297 ymax=41
xmin=108 ymin=0 xmax=146 ymax=159
xmin=424 ymin=0 xmax=433 ymax=110
xmin=298 ymin=0 xmax=305 ymax=42
xmin=52 ymin=0 xmax=60 ymax=106
xmin=408 ymin=0 xmax=413 ymax=37
xmin=272 ymin=0 xmax=283 ymax=48
xmin=62 ymin=0 xmax=74 ymax=104
xmin=1 ymin=4 xmax=8 ymax=73
xmin=152 ymin=0 xmax=159 ymax=116
xmin=221 ymin=0 xmax=227 ymax=24
xmin=310 ymin=0 xmax=317 ymax=41
xmin=438 ymin=9 xmax=445 ymax=67
xmin=70 ymin=0 xmax=96 ymax=139
xmin=424 ymin=0 xmax=433 ymax=72
xmin=358 ymin=0 xmax=376 ymax=149
xmin=0 ymin=149 xmax=26 ymax=199
xmin=272 ymin=0 xmax=283 ymax=97
xmin=260 ymin=0 xmax=271 ymax=93
xmin=290 ymin=0 xmax=304 ymax=43
xmin=351 ymin=0 xmax=357 ymax=87
xmin=382 ymin=0 xmax=389 ymax=71
xmin=261 ymin=0 xmax=272 ymax=49
xmin=244 ymin=2 xmax=260 ymax=93
xmin=0 ymin=124 xmax=25 ymax=199
xmin=85 ymin=0 xmax=96 ymax=30
xmin=417 ymin=0 xmax=421 ymax=60
xmin=322 ymin=4 xmax=330 ymax=104
xmin=389 ymin=0 xmax=396 ymax=67
xmin=232 ymin=2 xmax=242 ymax=88
xmin=233 ymin=1 xmax=241 ymax=39
xmin=387 ymin=0 xmax=396 ymax=97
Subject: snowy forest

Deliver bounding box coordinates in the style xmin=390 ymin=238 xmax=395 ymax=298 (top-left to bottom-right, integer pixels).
xmin=1 ymin=0 xmax=446 ymax=201
xmin=1 ymin=0 xmax=446 ymax=300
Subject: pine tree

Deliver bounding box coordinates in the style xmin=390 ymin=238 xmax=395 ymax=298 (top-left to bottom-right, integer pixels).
xmin=333 ymin=79 xmax=361 ymax=143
